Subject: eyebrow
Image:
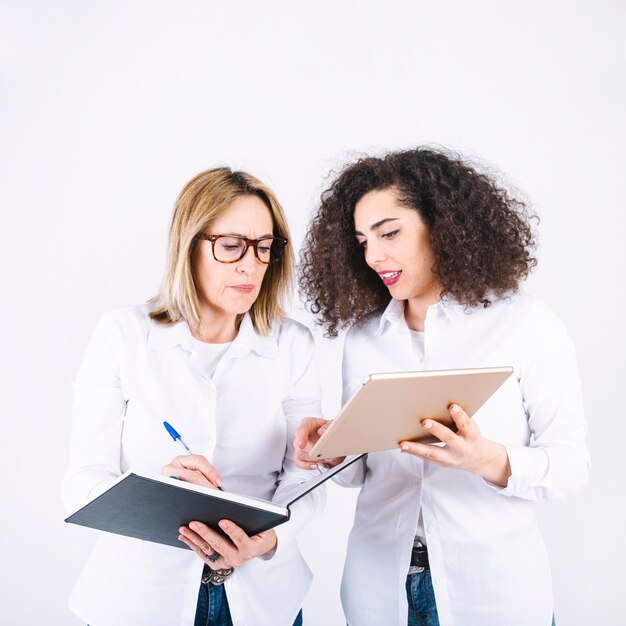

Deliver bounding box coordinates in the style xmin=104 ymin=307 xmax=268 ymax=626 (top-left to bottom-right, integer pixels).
xmin=354 ymin=218 xmax=399 ymax=237
xmin=218 ymin=232 xmax=275 ymax=239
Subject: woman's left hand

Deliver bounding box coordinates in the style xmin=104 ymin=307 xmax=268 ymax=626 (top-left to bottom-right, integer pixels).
xmin=399 ymin=403 xmax=512 ymax=487
xmin=178 ymin=519 xmax=277 ymax=569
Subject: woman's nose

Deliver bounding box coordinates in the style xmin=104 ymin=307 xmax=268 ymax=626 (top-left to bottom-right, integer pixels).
xmin=364 ymin=241 xmax=385 ymax=267
xmin=236 ymin=245 xmax=260 ymax=273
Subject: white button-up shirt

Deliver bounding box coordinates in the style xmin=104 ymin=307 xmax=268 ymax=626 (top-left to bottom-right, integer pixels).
xmin=62 ymin=305 xmax=324 ymax=626
xmin=335 ymin=294 xmax=589 ymax=626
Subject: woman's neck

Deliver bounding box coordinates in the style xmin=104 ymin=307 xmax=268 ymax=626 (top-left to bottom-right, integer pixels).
xmin=192 ymin=309 xmax=239 ymax=344
xmin=404 ymin=291 xmax=441 ymax=332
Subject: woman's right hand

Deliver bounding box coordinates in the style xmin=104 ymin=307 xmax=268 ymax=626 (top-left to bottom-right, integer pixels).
xmin=162 ymin=455 xmax=223 ymax=490
xmin=294 ymin=417 xmax=345 ymax=469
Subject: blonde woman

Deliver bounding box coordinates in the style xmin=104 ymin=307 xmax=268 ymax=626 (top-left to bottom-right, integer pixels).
xmin=63 ymin=168 xmax=322 ymax=626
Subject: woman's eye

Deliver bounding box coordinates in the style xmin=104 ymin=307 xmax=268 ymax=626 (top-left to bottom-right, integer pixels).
xmin=382 ymin=229 xmax=400 ymax=240
xmin=356 ymin=239 xmax=367 ymax=248
xmin=221 ymin=244 xmax=241 ymax=251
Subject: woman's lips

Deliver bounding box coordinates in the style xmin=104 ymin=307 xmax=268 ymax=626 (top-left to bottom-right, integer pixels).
xmin=378 ymin=270 xmax=402 ymax=286
xmin=231 ymin=284 xmax=254 ymax=294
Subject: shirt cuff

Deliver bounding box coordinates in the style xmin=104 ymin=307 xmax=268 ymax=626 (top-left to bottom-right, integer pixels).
xmin=331 ymin=456 xmax=366 ymax=487
xmin=262 ymin=489 xmax=325 ymax=560
xmin=485 ymin=444 xmax=549 ymax=496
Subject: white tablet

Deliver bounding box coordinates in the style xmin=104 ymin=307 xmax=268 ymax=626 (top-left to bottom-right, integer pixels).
xmin=309 ymin=366 xmax=514 ymax=459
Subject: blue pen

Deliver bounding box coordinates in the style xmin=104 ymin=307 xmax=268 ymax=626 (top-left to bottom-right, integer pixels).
xmin=163 ymin=421 xmax=224 ymax=491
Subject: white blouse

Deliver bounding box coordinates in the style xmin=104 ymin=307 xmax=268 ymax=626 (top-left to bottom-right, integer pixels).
xmin=335 ymin=293 xmax=590 ymax=626
xmin=62 ymin=305 xmax=324 ymax=626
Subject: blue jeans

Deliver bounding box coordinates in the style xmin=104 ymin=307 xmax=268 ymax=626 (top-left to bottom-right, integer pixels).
xmin=406 ymin=571 xmax=440 ymax=626
xmin=404 ymin=571 xmax=556 ymax=626
xmin=194 ymin=581 xmax=303 ymax=626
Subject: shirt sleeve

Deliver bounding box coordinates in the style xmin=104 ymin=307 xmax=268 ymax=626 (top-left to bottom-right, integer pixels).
xmin=328 ymin=326 xmax=368 ymax=488
xmin=492 ymin=299 xmax=590 ymax=500
xmin=269 ymin=323 xmax=326 ymax=554
xmin=61 ymin=312 xmax=127 ymax=514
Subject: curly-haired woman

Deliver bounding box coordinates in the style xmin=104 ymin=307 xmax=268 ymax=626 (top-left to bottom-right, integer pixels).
xmin=295 ymin=147 xmax=589 ymax=626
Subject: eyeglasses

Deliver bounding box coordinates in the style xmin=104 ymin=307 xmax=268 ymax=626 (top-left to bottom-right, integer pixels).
xmin=198 ymin=234 xmax=288 ymax=264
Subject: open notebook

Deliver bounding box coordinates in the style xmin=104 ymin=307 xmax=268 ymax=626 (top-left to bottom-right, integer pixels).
xmin=65 ymin=455 xmax=363 ymax=549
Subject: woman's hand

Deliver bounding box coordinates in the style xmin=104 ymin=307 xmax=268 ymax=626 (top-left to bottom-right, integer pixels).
xmin=293 ymin=417 xmax=345 ymax=469
xmin=178 ymin=520 xmax=277 ymax=569
xmin=161 ymin=455 xmax=223 ymax=490
xmin=399 ymin=403 xmax=512 ymax=487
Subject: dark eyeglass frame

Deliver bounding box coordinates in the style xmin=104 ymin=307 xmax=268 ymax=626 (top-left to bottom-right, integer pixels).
xmin=197 ymin=234 xmax=288 ymax=264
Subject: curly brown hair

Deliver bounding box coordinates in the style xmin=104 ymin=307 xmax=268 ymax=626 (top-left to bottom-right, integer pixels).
xmin=299 ymin=147 xmax=538 ymax=337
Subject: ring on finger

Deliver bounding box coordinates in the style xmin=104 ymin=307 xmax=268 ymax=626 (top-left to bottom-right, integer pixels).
xmin=205 ymin=550 xmax=220 ymax=563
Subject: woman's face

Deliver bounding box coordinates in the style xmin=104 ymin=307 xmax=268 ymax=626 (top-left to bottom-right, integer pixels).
xmin=353 ymin=187 xmax=440 ymax=303
xmin=192 ymin=195 xmax=274 ymax=324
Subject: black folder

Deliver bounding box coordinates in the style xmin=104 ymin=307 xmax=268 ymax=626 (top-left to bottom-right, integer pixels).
xmin=65 ymin=455 xmax=363 ymax=549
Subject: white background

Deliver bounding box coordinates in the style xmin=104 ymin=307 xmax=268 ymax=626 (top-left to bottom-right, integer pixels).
xmin=1 ymin=1 xmax=625 ymax=624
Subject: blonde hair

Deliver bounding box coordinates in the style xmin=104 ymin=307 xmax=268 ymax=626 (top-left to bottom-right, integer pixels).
xmin=149 ymin=167 xmax=293 ymax=335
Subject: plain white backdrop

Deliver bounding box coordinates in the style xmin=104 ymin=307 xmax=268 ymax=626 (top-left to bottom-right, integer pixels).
xmin=1 ymin=1 xmax=625 ymax=624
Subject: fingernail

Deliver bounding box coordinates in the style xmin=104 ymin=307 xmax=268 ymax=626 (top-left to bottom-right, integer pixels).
xmin=310 ymin=464 xmax=318 ymax=470
xmin=216 ymin=478 xmax=223 ymax=487
xmin=401 ymin=443 xmax=410 ymax=451
xmin=189 ymin=522 xmax=198 ymax=531
xmin=423 ymin=420 xmax=432 ymax=429
xmin=219 ymin=520 xmax=229 ymax=529
xmin=451 ymin=404 xmax=459 ymax=414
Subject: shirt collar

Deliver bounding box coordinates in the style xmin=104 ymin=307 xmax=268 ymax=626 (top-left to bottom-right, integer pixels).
xmin=147 ymin=317 xmax=191 ymax=351
xmin=375 ymin=298 xmax=406 ymax=335
xmin=147 ymin=312 xmax=280 ymax=358
xmin=229 ymin=314 xmax=280 ymax=359
xmin=374 ymin=296 xmax=468 ymax=335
